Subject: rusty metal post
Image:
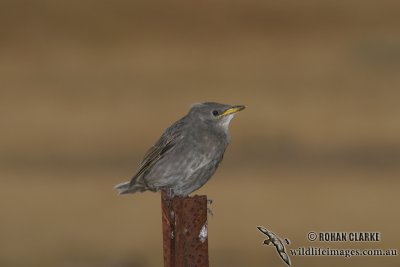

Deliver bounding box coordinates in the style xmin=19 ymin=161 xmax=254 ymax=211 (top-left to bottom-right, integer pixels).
xmin=161 ymin=190 xmax=209 ymax=267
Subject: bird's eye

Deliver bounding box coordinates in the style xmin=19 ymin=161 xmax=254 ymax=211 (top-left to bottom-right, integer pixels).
xmin=212 ymin=110 xmax=219 ymax=116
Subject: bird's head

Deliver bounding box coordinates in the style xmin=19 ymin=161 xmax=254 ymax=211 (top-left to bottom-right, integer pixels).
xmin=189 ymin=102 xmax=245 ymax=131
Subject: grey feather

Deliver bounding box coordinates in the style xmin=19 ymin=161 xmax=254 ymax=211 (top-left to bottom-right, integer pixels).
xmin=115 ymin=102 xmax=245 ymax=196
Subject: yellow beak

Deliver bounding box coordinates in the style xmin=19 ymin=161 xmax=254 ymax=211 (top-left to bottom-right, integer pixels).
xmin=220 ymin=105 xmax=246 ymax=117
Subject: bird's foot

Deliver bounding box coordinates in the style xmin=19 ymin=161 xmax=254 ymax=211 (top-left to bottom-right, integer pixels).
xmin=161 ymin=188 xmax=174 ymax=199
xmin=167 ymin=188 xmax=174 ymax=199
xmin=161 ymin=188 xmax=175 ymax=209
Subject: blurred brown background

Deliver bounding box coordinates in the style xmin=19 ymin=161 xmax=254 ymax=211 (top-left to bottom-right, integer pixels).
xmin=1 ymin=0 xmax=399 ymax=266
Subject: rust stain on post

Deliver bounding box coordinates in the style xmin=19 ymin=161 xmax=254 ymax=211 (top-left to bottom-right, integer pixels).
xmin=161 ymin=190 xmax=209 ymax=267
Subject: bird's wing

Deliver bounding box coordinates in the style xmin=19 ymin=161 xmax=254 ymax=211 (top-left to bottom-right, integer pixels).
xmin=129 ymin=118 xmax=186 ymax=187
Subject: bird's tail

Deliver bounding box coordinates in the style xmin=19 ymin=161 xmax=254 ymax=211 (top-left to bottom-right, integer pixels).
xmin=114 ymin=181 xmax=146 ymax=195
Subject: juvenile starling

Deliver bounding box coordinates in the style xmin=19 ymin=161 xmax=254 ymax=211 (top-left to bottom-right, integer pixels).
xmin=115 ymin=102 xmax=245 ymax=196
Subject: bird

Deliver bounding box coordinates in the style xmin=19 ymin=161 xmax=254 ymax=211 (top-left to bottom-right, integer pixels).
xmin=115 ymin=102 xmax=245 ymax=197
